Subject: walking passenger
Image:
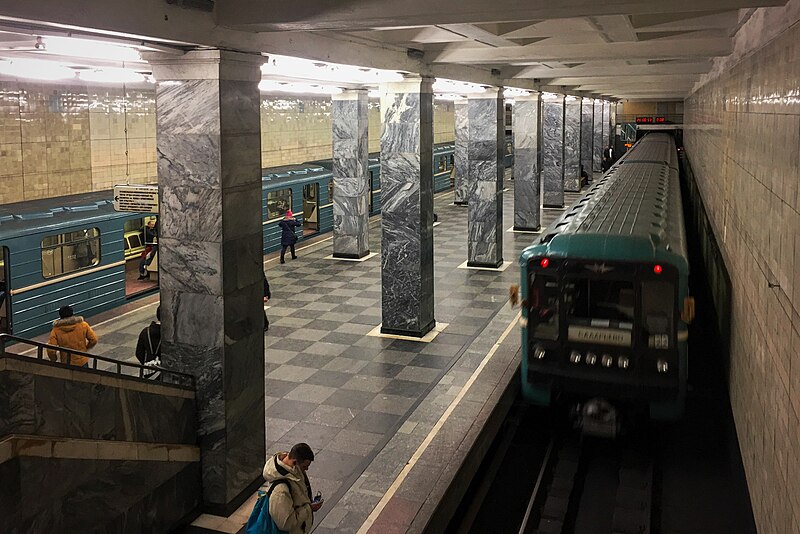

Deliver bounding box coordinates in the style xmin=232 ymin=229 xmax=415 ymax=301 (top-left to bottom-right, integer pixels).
xmin=47 ymin=305 xmax=98 ymax=368
xmin=135 ymin=306 xmax=161 ymax=364
xmin=262 ymin=443 xmax=322 ymax=534
xmin=278 ymin=210 xmax=301 ymax=264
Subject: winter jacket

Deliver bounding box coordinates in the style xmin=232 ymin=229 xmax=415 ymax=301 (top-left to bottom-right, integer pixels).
xmin=264 ymin=275 xmax=272 ymax=300
xmin=135 ymin=321 xmax=161 ymax=364
xmin=46 ymin=316 xmax=98 ymax=367
xmin=262 ymin=453 xmax=314 ymax=534
xmin=278 ymin=219 xmax=301 ymax=246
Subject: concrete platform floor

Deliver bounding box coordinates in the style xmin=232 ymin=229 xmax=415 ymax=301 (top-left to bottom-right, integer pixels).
xmin=17 ymin=175 xmax=587 ymax=533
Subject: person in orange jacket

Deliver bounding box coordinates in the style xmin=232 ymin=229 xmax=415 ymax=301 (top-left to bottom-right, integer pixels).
xmin=47 ymin=305 xmax=98 ymax=367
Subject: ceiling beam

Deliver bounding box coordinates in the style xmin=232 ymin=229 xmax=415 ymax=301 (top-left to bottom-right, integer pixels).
xmin=431 ymin=36 xmax=732 ymax=63
xmin=511 ymin=60 xmax=712 ymax=78
xmin=543 ymin=74 xmax=700 ymax=85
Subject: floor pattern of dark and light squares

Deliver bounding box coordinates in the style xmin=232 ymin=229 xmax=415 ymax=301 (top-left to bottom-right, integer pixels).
xmin=16 ymin=171 xmax=590 ymax=533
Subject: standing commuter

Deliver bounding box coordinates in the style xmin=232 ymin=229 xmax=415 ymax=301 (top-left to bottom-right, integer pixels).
xmin=278 ymin=210 xmax=301 ymax=264
xmin=262 ymin=443 xmax=323 ymax=534
xmin=47 ymin=305 xmax=98 ymax=367
xmin=137 ymin=219 xmax=158 ymax=280
xmin=135 ymin=306 xmax=161 ymax=364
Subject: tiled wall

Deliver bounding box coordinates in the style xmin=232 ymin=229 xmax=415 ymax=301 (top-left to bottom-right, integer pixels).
xmin=0 ymin=85 xmax=457 ymax=203
xmin=0 ymin=81 xmax=156 ymax=204
xmin=684 ymin=19 xmax=800 ymax=533
xmin=260 ymin=95 xmax=455 ymax=167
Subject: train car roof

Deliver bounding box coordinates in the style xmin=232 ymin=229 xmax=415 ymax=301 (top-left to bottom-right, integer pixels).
xmin=0 ymin=190 xmax=137 ymax=240
xmin=261 ymin=163 xmax=333 ymax=185
xmin=521 ymin=133 xmax=688 ymax=273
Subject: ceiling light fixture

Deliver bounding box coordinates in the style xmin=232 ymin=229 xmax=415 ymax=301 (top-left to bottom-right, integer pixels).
xmin=432 ymin=78 xmax=486 ymax=95
xmin=258 ymin=80 xmax=343 ymax=95
xmin=78 ymin=67 xmax=149 ymax=84
xmin=0 ymin=59 xmax=76 ymax=81
xmin=503 ymin=87 xmax=530 ymax=98
xmin=261 ymin=55 xmax=403 ymax=85
xmin=41 ymin=36 xmax=143 ymax=63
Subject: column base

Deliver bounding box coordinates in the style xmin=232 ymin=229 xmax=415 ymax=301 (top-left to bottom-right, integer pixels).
xmin=333 ymin=251 xmax=370 ymax=260
xmin=514 ymin=225 xmax=541 ymax=232
xmin=381 ymin=319 xmax=436 ymax=338
xmin=203 ymin=474 xmax=264 ymax=517
xmin=467 ymin=259 xmax=504 ymax=269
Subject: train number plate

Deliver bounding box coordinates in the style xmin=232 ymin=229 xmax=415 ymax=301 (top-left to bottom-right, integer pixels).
xmin=568 ymin=326 xmax=632 ymax=347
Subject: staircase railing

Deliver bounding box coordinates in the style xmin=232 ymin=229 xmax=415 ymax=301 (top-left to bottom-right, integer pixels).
xmin=0 ymin=333 xmax=195 ymax=389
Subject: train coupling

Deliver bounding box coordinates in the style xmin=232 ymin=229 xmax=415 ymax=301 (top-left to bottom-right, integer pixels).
xmin=575 ymin=398 xmax=620 ymax=438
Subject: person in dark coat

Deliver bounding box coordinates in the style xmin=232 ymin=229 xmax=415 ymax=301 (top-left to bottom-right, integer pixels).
xmin=263 ymin=273 xmax=271 ymax=333
xmin=135 ymin=306 xmax=161 ymax=364
xmin=278 ymin=210 xmax=301 ymax=264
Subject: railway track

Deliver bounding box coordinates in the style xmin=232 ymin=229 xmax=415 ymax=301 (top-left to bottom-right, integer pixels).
xmin=519 ymin=433 xmax=654 ymax=534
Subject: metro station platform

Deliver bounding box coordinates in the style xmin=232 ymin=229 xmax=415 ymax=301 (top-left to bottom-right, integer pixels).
xmin=18 ymin=177 xmax=586 ymax=533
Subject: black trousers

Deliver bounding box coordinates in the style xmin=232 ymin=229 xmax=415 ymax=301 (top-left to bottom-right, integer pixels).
xmin=280 ymin=244 xmax=296 ymax=262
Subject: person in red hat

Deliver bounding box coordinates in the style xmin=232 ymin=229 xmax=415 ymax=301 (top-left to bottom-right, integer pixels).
xmin=278 ymin=210 xmax=301 ymax=264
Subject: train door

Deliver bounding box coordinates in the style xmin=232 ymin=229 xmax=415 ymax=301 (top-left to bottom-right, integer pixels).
xmin=302 ymin=183 xmax=319 ymax=236
xmin=0 ymin=247 xmax=9 ymax=334
xmin=123 ymin=216 xmax=158 ymax=298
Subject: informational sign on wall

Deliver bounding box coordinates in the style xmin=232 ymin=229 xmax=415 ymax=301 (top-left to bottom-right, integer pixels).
xmin=113 ymin=184 xmax=159 ymax=213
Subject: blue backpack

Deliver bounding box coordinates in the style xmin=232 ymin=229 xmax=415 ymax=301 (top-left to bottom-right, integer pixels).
xmin=245 ymin=479 xmax=290 ymax=534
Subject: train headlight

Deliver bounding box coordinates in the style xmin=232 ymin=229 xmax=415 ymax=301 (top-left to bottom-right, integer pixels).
xmin=601 ymin=354 xmax=614 ymax=368
xmin=617 ymin=356 xmax=629 ymax=369
xmin=656 ymin=359 xmax=669 ymax=373
xmin=569 ymin=350 xmax=582 ymax=364
xmin=585 ymin=352 xmax=597 ymax=365
xmin=534 ymin=345 xmax=546 ymax=360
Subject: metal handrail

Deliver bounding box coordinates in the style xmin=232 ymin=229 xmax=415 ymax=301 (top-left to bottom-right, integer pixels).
xmin=0 ymin=333 xmax=195 ymax=389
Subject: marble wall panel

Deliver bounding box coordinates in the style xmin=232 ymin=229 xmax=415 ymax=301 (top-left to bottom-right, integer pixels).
xmin=564 ymin=97 xmax=582 ymax=192
xmin=593 ymin=101 xmax=603 ymax=172
xmin=151 ymin=50 xmax=265 ymax=509
xmin=380 ymin=79 xmax=435 ymax=337
xmin=602 ymin=100 xmax=611 ymax=152
xmin=513 ymin=95 xmax=540 ymax=230
xmin=332 ymin=90 xmax=370 ymax=258
xmin=454 ymin=99 xmax=469 ymax=205
xmin=466 ymin=91 xmax=504 ymax=267
xmin=580 ymin=99 xmax=594 ymax=179
xmin=684 ymin=15 xmax=800 ymax=533
xmin=542 ymin=96 xmax=565 ymax=208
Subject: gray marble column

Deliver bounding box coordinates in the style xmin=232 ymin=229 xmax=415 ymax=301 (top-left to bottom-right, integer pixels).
xmin=563 ymin=96 xmax=582 ymax=192
xmin=593 ymin=100 xmax=604 ymax=172
xmin=602 ymin=100 xmax=611 ymax=155
xmin=541 ymin=93 xmax=565 ymax=208
xmin=467 ymin=88 xmax=504 ymax=268
xmin=580 ymin=98 xmax=594 ymax=180
xmin=332 ymin=89 xmax=370 ymax=259
xmin=379 ymin=76 xmax=435 ymax=337
xmin=146 ymin=50 xmax=265 ymax=511
xmin=453 ymin=99 xmax=469 ymax=205
xmin=513 ymin=93 xmax=540 ymax=231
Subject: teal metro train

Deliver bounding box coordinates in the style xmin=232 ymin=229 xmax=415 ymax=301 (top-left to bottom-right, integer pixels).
xmin=519 ymin=133 xmax=693 ymax=421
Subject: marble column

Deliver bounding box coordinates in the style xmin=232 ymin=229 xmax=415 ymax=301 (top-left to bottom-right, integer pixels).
xmin=146 ymin=50 xmax=265 ymax=511
xmin=513 ymin=93 xmax=540 ymax=231
xmin=332 ymin=89 xmax=370 ymax=259
xmin=379 ymin=76 xmax=435 ymax=337
xmin=541 ymin=93 xmax=565 ymax=208
xmin=563 ymin=96 xmax=582 ymax=192
xmin=593 ymin=100 xmax=604 ymax=172
xmin=602 ymin=100 xmax=611 ymax=155
xmin=453 ymin=99 xmax=469 ymax=205
xmin=466 ymin=88 xmax=504 ymax=268
xmin=580 ymin=98 xmax=594 ymax=180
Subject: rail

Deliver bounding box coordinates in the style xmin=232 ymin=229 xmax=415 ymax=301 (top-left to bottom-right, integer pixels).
xmin=0 ymin=333 xmax=195 ymax=389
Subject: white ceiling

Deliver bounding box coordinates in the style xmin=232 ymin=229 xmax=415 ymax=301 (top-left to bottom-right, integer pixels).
xmin=0 ymin=0 xmax=790 ymax=100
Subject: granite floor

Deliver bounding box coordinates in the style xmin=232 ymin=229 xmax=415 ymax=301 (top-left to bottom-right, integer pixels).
xmin=17 ymin=171 xmax=591 ymax=533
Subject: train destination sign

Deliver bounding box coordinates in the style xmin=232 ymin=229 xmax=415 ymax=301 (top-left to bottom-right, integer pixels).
xmin=113 ymin=184 xmax=159 ymax=213
xmin=635 ymin=116 xmax=667 ymax=124
xmin=568 ymin=325 xmax=632 ymax=347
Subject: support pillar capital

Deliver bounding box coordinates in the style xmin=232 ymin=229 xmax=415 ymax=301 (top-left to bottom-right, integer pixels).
xmin=143 ymin=49 xmax=264 ymax=82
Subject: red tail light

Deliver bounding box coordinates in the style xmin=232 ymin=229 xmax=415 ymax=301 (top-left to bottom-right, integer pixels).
xmin=540 ymin=258 xmax=550 ymax=268
xmin=653 ymin=264 xmax=663 ymax=274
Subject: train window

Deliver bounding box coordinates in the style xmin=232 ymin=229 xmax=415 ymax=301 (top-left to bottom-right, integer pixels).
xmin=41 ymin=228 xmax=101 ymax=279
xmin=565 ymin=279 xmax=635 ymax=326
xmin=437 ymin=157 xmax=446 ymax=173
xmin=529 ymin=274 xmax=559 ymax=340
xmin=641 ymin=281 xmax=674 ymax=347
xmin=267 ymin=189 xmax=292 ymax=220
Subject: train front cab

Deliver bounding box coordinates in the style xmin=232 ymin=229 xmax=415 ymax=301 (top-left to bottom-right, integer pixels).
xmin=520 ymin=252 xmax=691 ymax=420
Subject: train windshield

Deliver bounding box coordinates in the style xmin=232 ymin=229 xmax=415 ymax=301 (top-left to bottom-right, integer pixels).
xmin=529 ymin=274 xmax=559 ymax=340
xmin=565 ymin=279 xmax=635 ymax=328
